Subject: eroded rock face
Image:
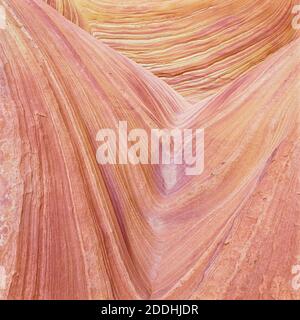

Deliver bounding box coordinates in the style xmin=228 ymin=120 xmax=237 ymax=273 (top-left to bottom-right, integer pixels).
xmin=0 ymin=0 xmax=300 ymax=299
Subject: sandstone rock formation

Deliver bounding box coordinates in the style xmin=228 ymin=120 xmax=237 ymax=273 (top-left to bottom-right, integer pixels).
xmin=0 ymin=0 xmax=299 ymax=299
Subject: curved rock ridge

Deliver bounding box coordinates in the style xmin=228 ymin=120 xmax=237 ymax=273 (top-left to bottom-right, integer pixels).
xmin=0 ymin=0 xmax=299 ymax=300
xmin=45 ymin=0 xmax=299 ymax=102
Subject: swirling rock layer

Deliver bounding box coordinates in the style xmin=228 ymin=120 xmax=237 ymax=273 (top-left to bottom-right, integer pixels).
xmin=0 ymin=0 xmax=299 ymax=299
xmin=45 ymin=0 xmax=299 ymax=102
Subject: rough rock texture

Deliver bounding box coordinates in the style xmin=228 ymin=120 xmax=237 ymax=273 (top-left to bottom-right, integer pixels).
xmin=0 ymin=0 xmax=299 ymax=299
